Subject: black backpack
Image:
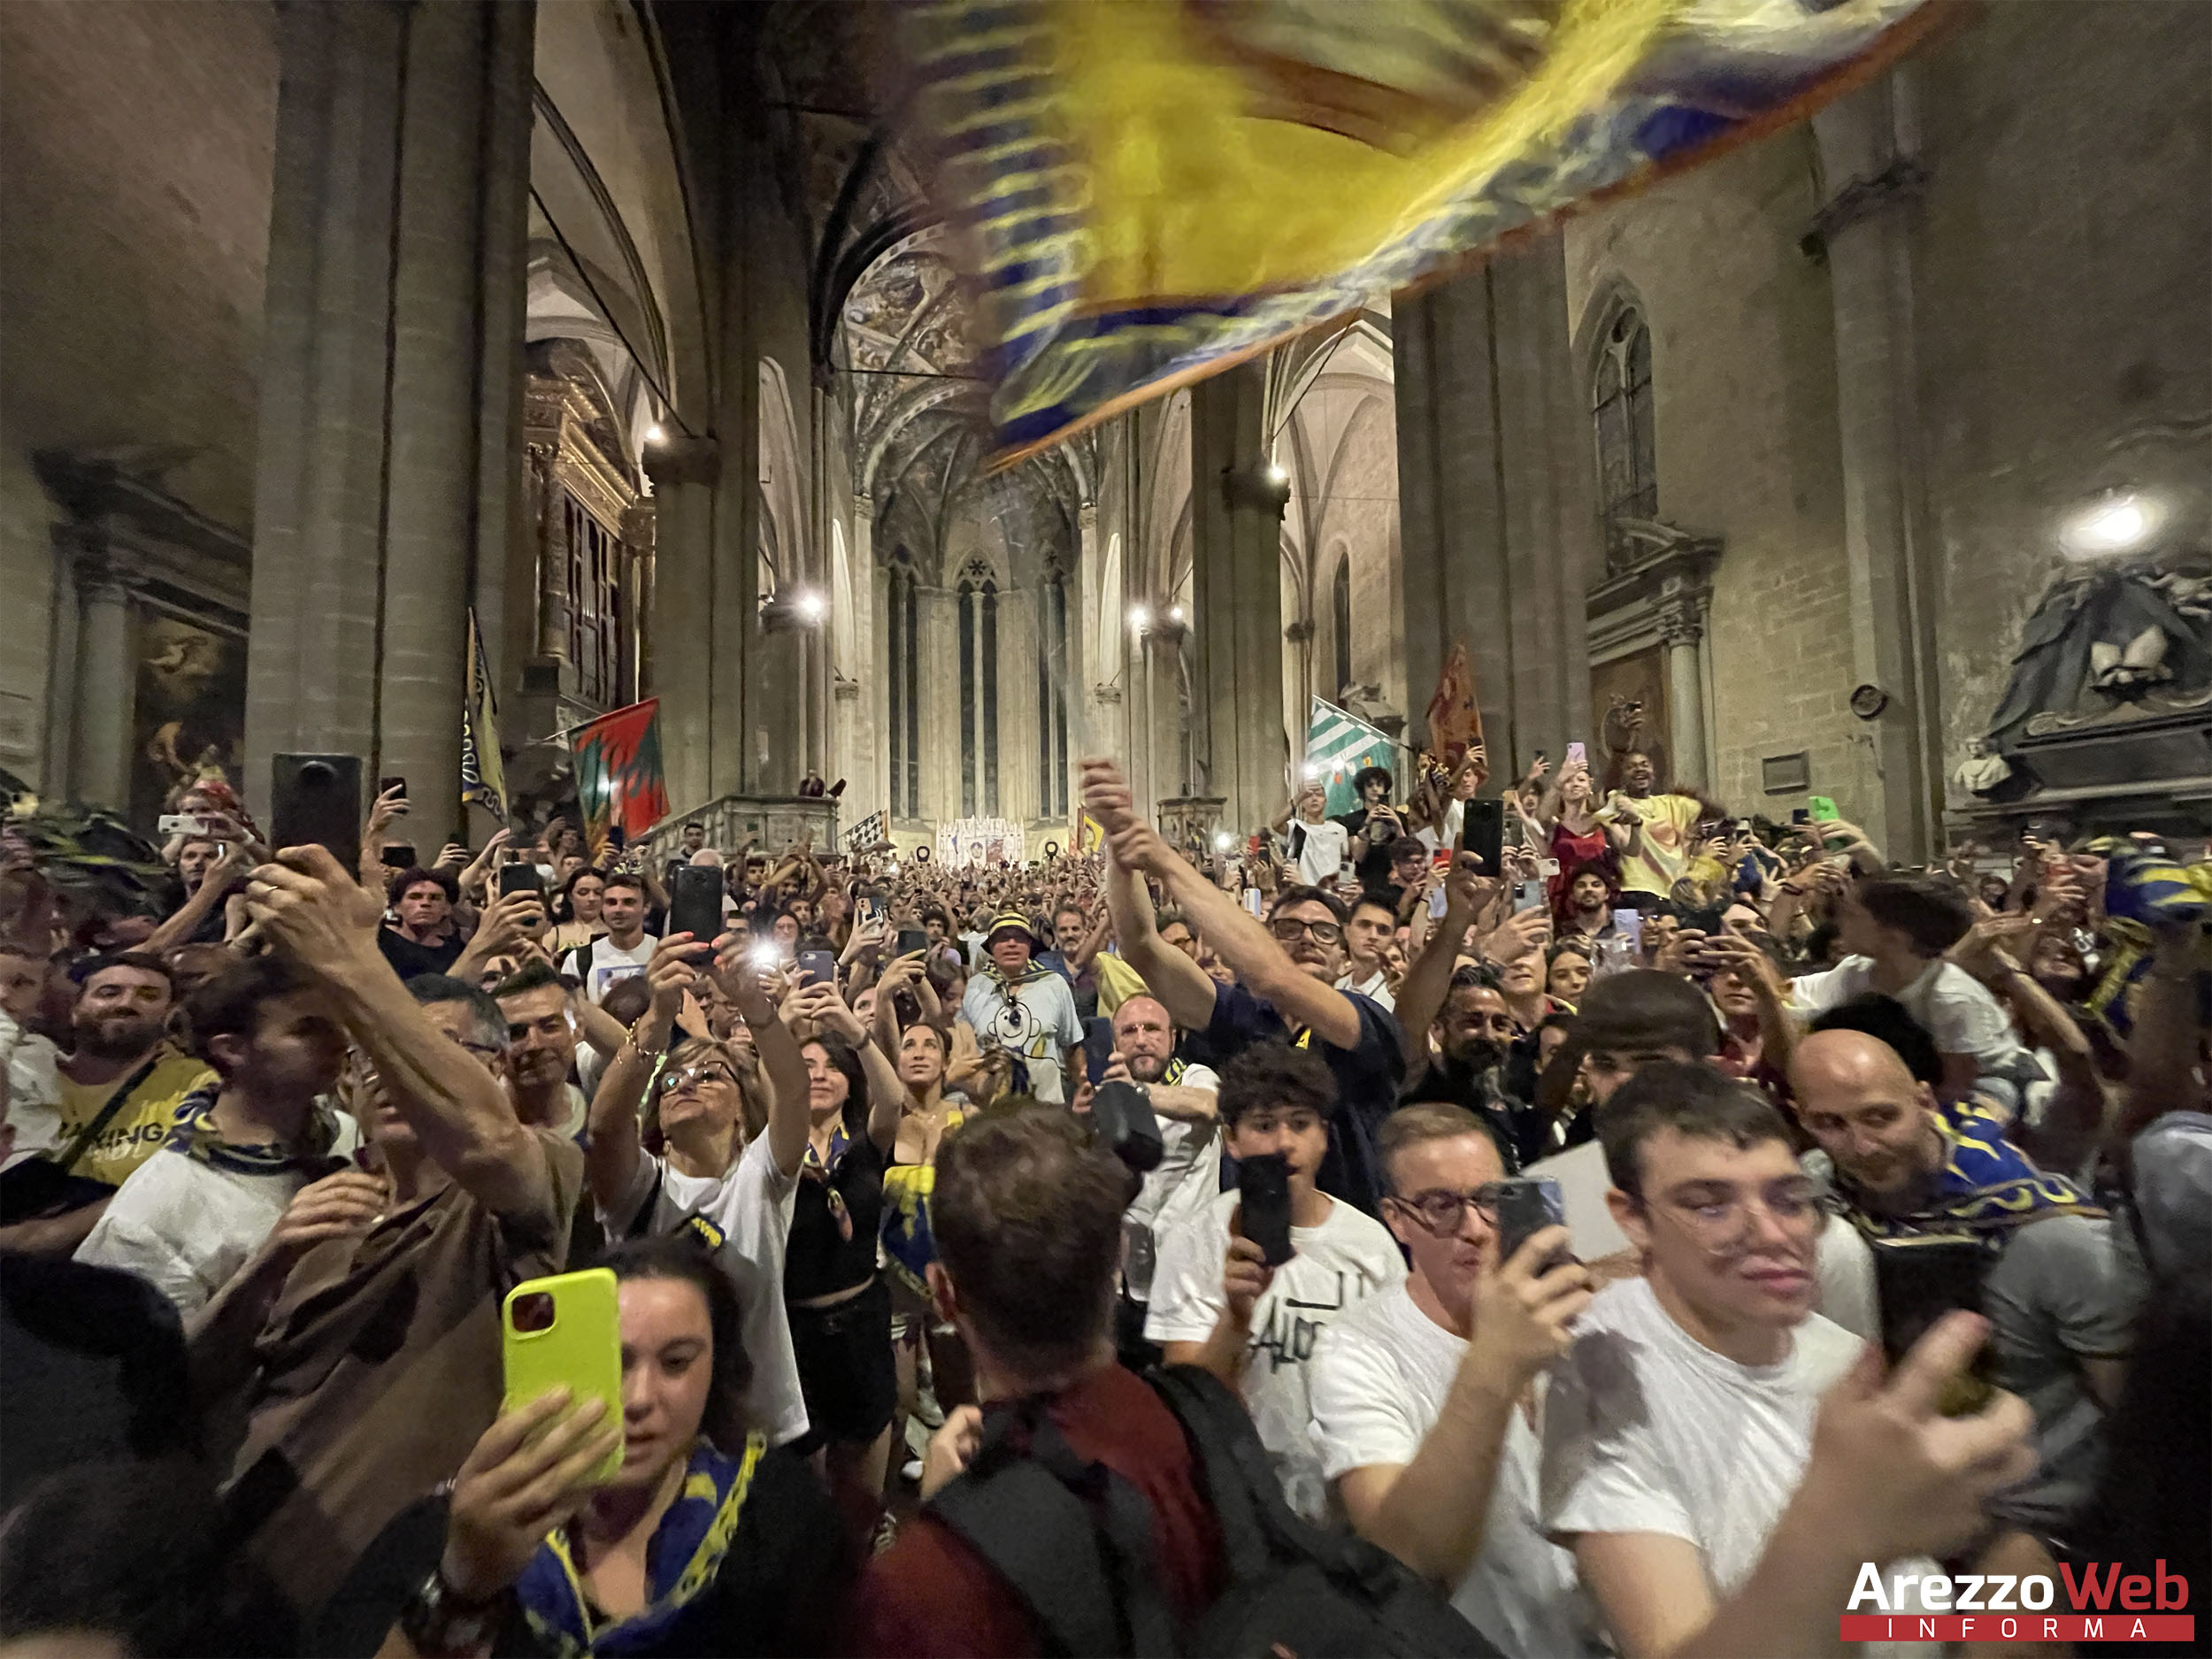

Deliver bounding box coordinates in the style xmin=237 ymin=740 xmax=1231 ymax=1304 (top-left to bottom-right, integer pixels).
xmin=926 ymin=1364 xmax=1499 ymax=1658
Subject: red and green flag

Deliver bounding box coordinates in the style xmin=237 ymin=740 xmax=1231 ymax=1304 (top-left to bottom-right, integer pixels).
xmin=572 ymin=697 xmax=669 ymax=856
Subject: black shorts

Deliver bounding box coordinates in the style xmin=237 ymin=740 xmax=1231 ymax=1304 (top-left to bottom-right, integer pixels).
xmin=787 ymin=1276 xmax=896 ymax=1454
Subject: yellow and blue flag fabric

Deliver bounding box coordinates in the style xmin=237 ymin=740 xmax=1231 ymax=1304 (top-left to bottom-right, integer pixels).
xmin=459 ymin=610 xmax=507 ymax=818
xmin=904 ymin=0 xmax=1939 ymax=460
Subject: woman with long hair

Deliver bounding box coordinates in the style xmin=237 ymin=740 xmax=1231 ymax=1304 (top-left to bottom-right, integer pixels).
xmin=1542 ymin=755 xmax=1624 ymax=915
xmin=546 ymin=867 xmax=608 ymax=956
xmin=422 ymin=1235 xmax=847 ymax=1655
xmin=778 ymin=983 xmax=903 ymax=1504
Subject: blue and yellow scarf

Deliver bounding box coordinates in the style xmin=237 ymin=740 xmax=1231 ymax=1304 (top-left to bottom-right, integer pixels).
xmin=164 ymin=1084 xmax=341 ymax=1175
xmin=1839 ymin=1099 xmax=2101 ymax=1244
xmin=517 ymin=1434 xmax=764 ymax=1657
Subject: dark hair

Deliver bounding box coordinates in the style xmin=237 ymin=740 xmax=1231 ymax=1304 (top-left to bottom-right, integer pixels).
xmin=69 ymin=949 xmax=175 ymax=995
xmin=1448 ymin=962 xmax=1504 ymax=995
xmin=1547 ymin=939 xmax=1594 ymax=966
xmin=1808 ymin=994 xmax=1943 ymax=1087
xmin=1575 ymin=969 xmax=1721 ymax=1060
xmin=1271 ymin=884 xmax=1349 ymax=926
xmin=406 ymin=974 xmax=509 ymax=1052
xmin=1377 ymin=1102 xmax=1497 ymax=1194
xmin=491 ymin=958 xmax=565 ymax=1002
xmin=1855 ymin=875 xmax=1975 ymax=956
xmin=1351 ymin=764 xmax=1394 ymax=798
xmin=0 ymin=1455 xmax=296 ymax=1655
xmin=1386 ymin=835 xmax=1428 ymax=865
xmin=1153 ymin=906 xmax=1192 ymax=937
xmin=390 ymin=866 xmax=458 ymax=905
xmin=1802 ymin=919 xmax=1842 ymax=967
xmin=557 ymin=864 xmax=605 ymax=919
xmin=800 ymin=1029 xmax=869 ymax=1134
xmin=1348 ymin=892 xmax=1398 ymax=926
xmin=1597 ymin=1062 xmax=1793 ymax=1200
xmin=601 ymin=870 xmax=647 ymax=898
xmin=922 ymin=906 xmax=951 ymax=931
xmin=180 ymin=955 xmax=316 ymax=1071
xmin=933 ymin=1103 xmax=1128 ymax=1372
xmin=1217 ymin=1039 xmax=1338 ymax=1130
xmin=600 ymin=973 xmax=655 ymax=1028
xmin=596 ymin=1233 xmax=755 ymax=1450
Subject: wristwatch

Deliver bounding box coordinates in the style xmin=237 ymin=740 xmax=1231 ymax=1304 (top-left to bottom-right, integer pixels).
xmin=399 ymin=1567 xmax=505 ymax=1657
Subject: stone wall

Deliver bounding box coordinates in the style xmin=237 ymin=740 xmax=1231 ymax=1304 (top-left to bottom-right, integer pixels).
xmin=0 ymin=0 xmax=277 ymax=789
xmin=1563 ymin=129 xmax=1863 ymax=821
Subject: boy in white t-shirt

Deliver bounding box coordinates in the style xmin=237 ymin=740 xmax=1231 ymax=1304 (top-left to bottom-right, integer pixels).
xmin=1146 ymin=1039 xmax=1402 ymax=1523
xmin=1540 ymin=1062 xmax=2040 ymax=1659
xmin=1276 ymin=784 xmax=1352 ymax=890
xmin=1309 ymin=1102 xmax=1601 ymax=1657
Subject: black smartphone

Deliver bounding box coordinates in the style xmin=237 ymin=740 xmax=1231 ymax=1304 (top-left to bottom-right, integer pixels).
xmin=270 ymin=754 xmax=363 ymax=872
xmin=895 ymin=926 xmax=929 ymax=958
xmin=379 ymin=774 xmax=408 ymax=801
xmin=1460 ymin=796 xmax=1505 ymax=875
xmin=1791 ymin=807 xmax=1812 ymax=825
xmin=380 ymin=842 xmax=418 ymax=870
xmin=668 ymin=864 xmax=725 ymax=945
xmin=1082 ymin=1016 xmax=1117 ymax=1086
xmin=1493 ymin=1177 xmax=1568 ymax=1270
xmin=497 ymin=862 xmax=545 ymax=899
xmin=1090 ymin=1079 xmax=1164 ymax=1174
xmin=1870 ymin=1237 xmax=1997 ymax=1417
xmin=796 ymin=948 xmax=838 ymax=988
xmin=1238 ymin=1152 xmax=1294 ymax=1268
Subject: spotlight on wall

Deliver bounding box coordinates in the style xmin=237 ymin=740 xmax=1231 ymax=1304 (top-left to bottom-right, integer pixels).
xmin=2062 ymin=488 xmax=2165 ymax=558
xmin=761 ymin=588 xmax=827 ymax=631
xmin=1214 ymin=831 xmax=1235 ymax=852
xmin=1302 ymin=761 xmax=1324 ymax=782
xmin=1128 ymin=603 xmax=1152 ymax=631
xmin=644 ymin=423 xmax=665 ymax=445
xmin=1264 ymin=462 xmax=1287 ymax=488
xmin=1168 ymin=604 xmax=1187 ymax=625
xmin=1222 ymin=457 xmax=1292 ymax=515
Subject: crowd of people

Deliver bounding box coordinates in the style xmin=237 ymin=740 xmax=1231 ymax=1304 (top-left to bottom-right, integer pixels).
xmin=0 ymin=738 xmax=2204 ymax=1658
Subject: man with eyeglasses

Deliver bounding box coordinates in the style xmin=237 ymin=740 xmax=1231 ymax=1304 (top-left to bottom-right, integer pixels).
xmin=1309 ymin=1102 xmax=1601 ymax=1657
xmin=1086 ymin=758 xmax=1406 ymax=1215
xmin=1145 ymin=1041 xmax=1402 ymax=1523
xmin=1541 ymin=1062 xmax=2037 ymax=1659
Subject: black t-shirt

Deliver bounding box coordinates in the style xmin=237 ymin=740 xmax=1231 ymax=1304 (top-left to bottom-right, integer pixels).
xmin=785 ymin=1117 xmax=886 ymax=1300
xmin=1187 ymin=980 xmax=1405 ymax=1216
xmin=1332 ymin=809 xmax=1398 ymax=892
xmin=1403 ymin=1057 xmax=1539 ymax=1175
xmin=376 ymin=926 xmax=463 ymax=982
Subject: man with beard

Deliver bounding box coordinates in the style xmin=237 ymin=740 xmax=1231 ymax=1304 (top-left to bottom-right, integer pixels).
xmin=1394 ymin=855 xmax=1533 ymax=1166
xmin=1100 ymin=993 xmax=1221 ymax=1355
xmin=1558 ymin=866 xmax=1624 ymax=945
xmin=1088 ymin=759 xmax=1406 ymax=1216
xmin=0 ymin=953 xmax=214 ymax=1255
xmin=76 ymin=955 xmax=352 ymax=1312
xmin=1601 ymin=749 xmax=1706 ymax=904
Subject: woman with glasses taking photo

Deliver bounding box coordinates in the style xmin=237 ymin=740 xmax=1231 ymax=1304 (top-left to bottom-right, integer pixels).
xmin=584 ymin=932 xmax=813 ymax=1452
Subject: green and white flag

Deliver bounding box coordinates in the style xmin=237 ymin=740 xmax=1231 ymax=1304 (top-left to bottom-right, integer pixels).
xmin=1305 ymin=697 xmax=1397 ymax=817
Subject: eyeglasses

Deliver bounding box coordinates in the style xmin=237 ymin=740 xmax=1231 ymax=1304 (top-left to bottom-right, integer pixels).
xmin=1640 ymin=1180 xmax=1826 ymax=1256
xmin=1269 ymin=916 xmax=1343 ymax=947
xmin=1387 ymin=1182 xmax=1510 ymax=1234
xmin=658 ymin=1061 xmax=737 ymax=1095
xmin=354 ymin=1041 xmax=503 ymax=1086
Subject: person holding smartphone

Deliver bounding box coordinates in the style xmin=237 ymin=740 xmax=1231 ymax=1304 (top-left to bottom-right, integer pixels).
xmin=1144 ymin=1041 xmax=1401 ymax=1523
xmin=1310 ymin=1103 xmax=1598 ymax=1657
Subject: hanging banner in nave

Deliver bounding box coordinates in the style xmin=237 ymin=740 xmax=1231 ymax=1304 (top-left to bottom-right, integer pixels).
xmin=903 ymin=0 xmax=1941 ymax=461
xmin=940 ymin=816 xmax=1026 ymax=867
xmin=459 ymin=611 xmax=508 ymax=820
xmin=1306 ymin=697 xmax=1400 ymax=818
xmin=571 ymin=697 xmax=669 ymax=859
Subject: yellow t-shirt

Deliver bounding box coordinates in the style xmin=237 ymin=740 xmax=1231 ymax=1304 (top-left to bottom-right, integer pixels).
xmin=54 ymin=1045 xmax=219 ymax=1190
xmin=1611 ymin=792 xmax=1706 ymax=898
xmin=1093 ymin=950 xmax=1151 ymax=1018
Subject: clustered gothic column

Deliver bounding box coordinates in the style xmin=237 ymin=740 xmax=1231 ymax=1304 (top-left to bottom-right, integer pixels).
xmin=1812 ymin=76 xmax=1941 ymax=861
xmin=1394 ymin=226 xmax=1595 ymax=773
xmin=646 ymin=435 xmax=721 ymax=816
xmin=1188 ymin=360 xmax=1286 ymax=834
xmin=66 ymin=543 xmax=134 ymax=810
xmin=242 ymin=0 xmax=533 ymax=837
xmin=837 ymin=491 xmax=878 ymax=826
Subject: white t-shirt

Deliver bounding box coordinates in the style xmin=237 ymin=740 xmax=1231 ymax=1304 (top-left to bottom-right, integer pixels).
xmin=1 ymin=1012 xmax=64 ymax=1168
xmin=573 ymin=933 xmax=659 ymax=1003
xmin=73 ymin=1116 xmax=360 ymax=1312
xmin=1283 ymin=818 xmax=1351 ymax=888
xmin=598 ymin=1131 xmax=809 ymax=1447
xmin=1146 ymin=1187 xmax=1402 ymax=1522
xmin=1310 ymin=1280 xmax=1601 ymax=1658
xmin=1336 ymin=966 xmax=1396 ymax=1012
xmin=1788 ymin=956 xmax=2026 ymax=1076
xmin=1122 ymin=1064 xmax=1222 ymax=1302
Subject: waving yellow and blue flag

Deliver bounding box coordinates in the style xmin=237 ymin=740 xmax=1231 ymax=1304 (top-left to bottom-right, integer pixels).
xmin=904 ymin=0 xmax=1940 ymax=460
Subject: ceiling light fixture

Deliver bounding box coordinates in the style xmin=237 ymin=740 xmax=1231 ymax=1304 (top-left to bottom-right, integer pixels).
xmin=644 ymin=423 xmax=665 ymax=444
xmin=1128 ymin=603 xmax=1151 ymax=630
xmin=2061 ymin=488 xmax=2165 ymax=558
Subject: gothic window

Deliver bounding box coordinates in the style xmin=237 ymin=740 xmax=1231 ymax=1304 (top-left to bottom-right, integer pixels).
xmin=887 ymin=556 xmax=920 ymax=818
xmin=1592 ymin=303 xmax=1657 ymax=546
xmin=1332 ymin=556 xmax=1353 ymax=699
xmin=958 ymin=557 xmax=1000 ymax=818
xmin=564 ymin=494 xmax=621 ymax=707
xmin=1038 ymin=568 xmax=1070 ymax=819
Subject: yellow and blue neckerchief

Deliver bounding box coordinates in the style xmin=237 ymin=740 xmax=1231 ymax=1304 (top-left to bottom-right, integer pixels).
xmin=166 ymin=1084 xmax=339 ymax=1176
xmin=517 ymin=1433 xmax=764 ymax=1656
xmin=1839 ymin=1099 xmax=2101 ymax=1245
xmin=882 ymin=1106 xmax=971 ymax=1297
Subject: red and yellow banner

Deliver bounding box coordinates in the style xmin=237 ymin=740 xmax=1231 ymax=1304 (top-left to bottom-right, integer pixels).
xmin=571 ymin=698 xmax=669 ymax=857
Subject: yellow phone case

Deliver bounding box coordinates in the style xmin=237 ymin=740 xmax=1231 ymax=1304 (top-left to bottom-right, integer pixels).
xmin=501 ymin=1267 xmax=624 ymax=1485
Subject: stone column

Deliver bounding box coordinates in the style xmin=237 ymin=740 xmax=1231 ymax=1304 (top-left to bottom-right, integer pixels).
xmin=645 ymin=436 xmax=720 ymax=815
xmin=68 ymin=556 xmax=134 ymax=810
xmin=1188 ymin=361 xmax=1286 ymax=834
xmin=618 ymin=500 xmax=654 ymax=706
xmin=243 ymin=0 xmax=533 ymax=836
xmin=1656 ymin=593 xmax=1710 ymax=794
xmin=1394 ymin=227 xmax=1595 ymax=774
xmin=918 ymin=586 xmax=961 ymax=826
xmin=1811 ymin=76 xmax=1941 ymax=861
xmin=837 ymin=492 xmax=878 ymax=823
